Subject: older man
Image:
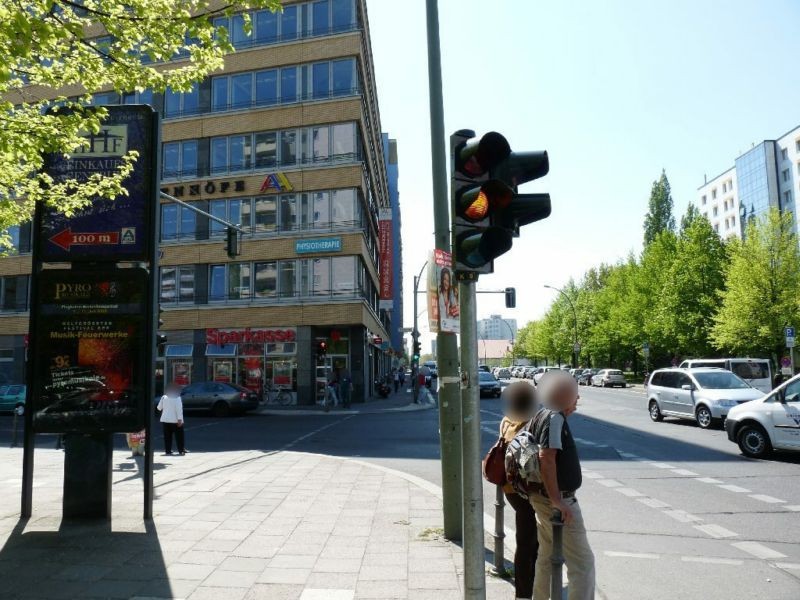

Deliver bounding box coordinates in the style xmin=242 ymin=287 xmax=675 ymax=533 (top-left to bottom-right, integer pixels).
xmin=530 ymin=370 xmax=595 ymax=600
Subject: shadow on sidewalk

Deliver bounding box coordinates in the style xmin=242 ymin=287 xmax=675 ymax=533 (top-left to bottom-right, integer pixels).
xmin=0 ymin=518 xmax=171 ymax=599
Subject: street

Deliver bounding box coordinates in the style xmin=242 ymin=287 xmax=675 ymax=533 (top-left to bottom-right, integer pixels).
xmin=3 ymin=385 xmax=798 ymax=599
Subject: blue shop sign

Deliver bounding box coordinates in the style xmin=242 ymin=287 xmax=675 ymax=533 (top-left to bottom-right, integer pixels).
xmin=295 ymin=237 xmax=343 ymax=254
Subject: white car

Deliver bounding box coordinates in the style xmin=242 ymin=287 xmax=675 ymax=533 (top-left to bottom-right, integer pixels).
xmin=592 ymin=369 xmax=627 ymax=388
xmin=533 ymin=366 xmax=562 ymax=385
xmin=725 ymin=373 xmax=800 ymax=458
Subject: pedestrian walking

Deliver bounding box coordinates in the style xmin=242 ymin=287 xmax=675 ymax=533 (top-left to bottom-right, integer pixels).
xmin=529 ymin=370 xmax=594 ymax=600
xmin=339 ymin=367 xmax=352 ymax=409
xmin=325 ymin=369 xmax=339 ymax=411
xmin=393 ymin=368 xmax=401 ymax=393
xmin=399 ymin=367 xmax=406 ymax=389
xmin=499 ymin=382 xmax=539 ymax=600
xmin=157 ymin=383 xmax=186 ymax=456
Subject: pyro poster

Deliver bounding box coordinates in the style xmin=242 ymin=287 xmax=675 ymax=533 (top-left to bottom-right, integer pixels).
xmin=428 ymin=249 xmax=460 ymax=334
xmin=32 ymin=268 xmax=149 ymax=433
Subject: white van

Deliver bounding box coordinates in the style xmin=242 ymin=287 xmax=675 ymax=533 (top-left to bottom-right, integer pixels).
xmin=678 ymin=358 xmax=772 ymax=394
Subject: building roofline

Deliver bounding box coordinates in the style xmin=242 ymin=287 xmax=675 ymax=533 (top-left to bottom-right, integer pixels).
xmin=697 ymin=166 xmax=735 ymax=191
xmin=774 ymin=123 xmax=800 ymax=143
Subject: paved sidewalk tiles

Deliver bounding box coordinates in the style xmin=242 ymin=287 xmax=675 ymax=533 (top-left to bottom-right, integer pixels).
xmin=0 ymin=446 xmax=514 ymax=599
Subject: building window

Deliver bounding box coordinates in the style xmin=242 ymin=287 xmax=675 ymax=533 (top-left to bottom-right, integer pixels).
xmin=796 ymin=140 xmax=800 ymax=153
xmin=782 ymin=148 xmax=789 ymax=161
xmin=254 ymin=261 xmax=278 ymax=298
xmin=731 ymin=215 xmax=736 ymax=227
xmin=712 ymin=188 xmax=717 ymax=200
xmin=722 ymin=182 xmax=727 ymax=193
xmin=784 ymin=190 xmax=793 ymax=205
xmin=332 ymin=0 xmax=354 ymax=32
xmin=255 ymin=9 xmax=278 ymax=42
xmin=312 ymin=0 xmax=330 ymax=35
xmin=254 ymin=196 xmax=278 ymax=232
xmin=723 ymin=200 xmax=728 ymax=211
xmin=712 ymin=206 xmax=718 ymax=216
xmin=122 ymin=89 xmax=154 ymax=105
xmin=255 ymin=69 xmax=278 ymax=106
xmin=161 ymin=204 xmax=197 ymax=240
xmin=0 ymin=275 xmax=27 ymax=312
xmin=162 ymin=140 xmax=198 ymax=178
xmin=160 ymin=266 xmax=195 ymax=303
xmin=164 ymin=83 xmax=199 ymax=117
xmin=714 ymin=224 xmax=719 ymax=232
xmin=783 ymin=168 xmax=791 ymax=182
xmin=701 ymin=195 xmax=707 ymax=205
xmin=281 ymin=67 xmax=298 ymax=103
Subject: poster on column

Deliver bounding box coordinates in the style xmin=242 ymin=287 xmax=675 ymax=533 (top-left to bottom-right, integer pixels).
xmin=31 ymin=268 xmax=148 ymax=433
xmin=427 ymin=249 xmax=460 ymax=334
xmin=378 ymin=208 xmax=393 ymax=310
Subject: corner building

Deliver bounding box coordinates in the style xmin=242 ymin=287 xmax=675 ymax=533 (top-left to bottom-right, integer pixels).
xmin=0 ymin=0 xmax=398 ymax=406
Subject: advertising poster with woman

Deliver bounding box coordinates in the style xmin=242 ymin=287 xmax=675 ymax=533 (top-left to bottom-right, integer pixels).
xmin=428 ymin=249 xmax=460 ymax=334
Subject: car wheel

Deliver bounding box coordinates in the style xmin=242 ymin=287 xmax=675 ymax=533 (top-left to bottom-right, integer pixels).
xmin=695 ymin=405 xmax=713 ymax=429
xmin=737 ymin=423 xmax=772 ymax=459
xmin=212 ymin=401 xmax=231 ymax=418
xmin=649 ymin=400 xmax=664 ymax=422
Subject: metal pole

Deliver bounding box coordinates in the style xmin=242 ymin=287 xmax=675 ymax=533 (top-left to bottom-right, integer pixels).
xmin=426 ymin=0 xmax=462 ymax=541
xmin=459 ymin=281 xmax=485 ymax=599
xmin=490 ymin=484 xmax=507 ymax=577
xmin=545 ymin=285 xmax=579 ymax=368
xmin=550 ymin=510 xmax=565 ymax=599
xmin=413 ymin=275 xmax=420 ymax=402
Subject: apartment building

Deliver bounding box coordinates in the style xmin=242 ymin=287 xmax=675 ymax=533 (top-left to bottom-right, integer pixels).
xmin=477 ymin=315 xmax=518 ymax=341
xmin=698 ymin=124 xmax=800 ymax=239
xmin=0 ymin=0 xmax=401 ymax=406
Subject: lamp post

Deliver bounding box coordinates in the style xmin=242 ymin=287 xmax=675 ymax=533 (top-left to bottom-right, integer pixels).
xmin=498 ymin=318 xmax=516 ymax=367
xmin=544 ymin=284 xmax=579 ymax=368
xmin=412 ymin=261 xmax=428 ymax=401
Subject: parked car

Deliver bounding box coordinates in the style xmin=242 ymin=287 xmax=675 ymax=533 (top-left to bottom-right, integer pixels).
xmin=478 ymin=365 xmax=491 ymax=373
xmin=0 ymin=384 xmax=26 ymax=413
xmin=478 ymin=372 xmax=502 ymax=398
xmin=725 ymin=373 xmax=800 ymax=458
xmin=678 ymin=358 xmax=771 ymax=394
xmin=647 ymin=368 xmax=764 ymax=429
xmin=533 ymin=366 xmax=562 ymax=385
xmin=523 ymin=366 xmax=538 ymax=379
xmin=569 ymin=368 xmax=585 ymax=379
xmin=171 ymin=382 xmax=259 ymax=417
xmin=592 ymin=369 xmax=627 ymax=388
xmin=577 ymin=369 xmax=598 ymax=385
xmin=495 ymin=368 xmax=512 ymax=380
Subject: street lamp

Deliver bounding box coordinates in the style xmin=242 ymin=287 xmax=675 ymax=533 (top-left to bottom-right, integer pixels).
xmin=544 ymin=284 xmax=579 ymax=368
xmin=498 ymin=318 xmax=515 ymax=367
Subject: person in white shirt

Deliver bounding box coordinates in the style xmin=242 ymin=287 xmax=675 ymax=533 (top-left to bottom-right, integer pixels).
xmin=157 ymin=383 xmax=185 ymax=455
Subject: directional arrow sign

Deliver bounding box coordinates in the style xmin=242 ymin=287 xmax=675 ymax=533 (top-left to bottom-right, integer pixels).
xmin=49 ymin=228 xmax=120 ymax=251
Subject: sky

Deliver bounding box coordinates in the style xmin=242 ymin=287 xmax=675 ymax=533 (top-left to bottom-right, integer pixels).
xmin=366 ymin=0 xmax=800 ymax=352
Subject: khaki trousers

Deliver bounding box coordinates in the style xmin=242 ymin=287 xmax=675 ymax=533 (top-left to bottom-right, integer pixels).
xmin=531 ymin=493 xmax=595 ymax=600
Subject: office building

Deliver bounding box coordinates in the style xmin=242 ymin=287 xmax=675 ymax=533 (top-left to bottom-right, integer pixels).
xmin=0 ymin=0 xmax=399 ymax=406
xmin=383 ymin=134 xmax=404 ymax=360
xmin=477 ymin=315 xmax=517 ymax=341
xmin=697 ymin=124 xmax=800 ymax=238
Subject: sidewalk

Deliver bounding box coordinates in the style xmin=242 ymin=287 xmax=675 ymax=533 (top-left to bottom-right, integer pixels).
xmin=0 ymin=442 xmax=514 ymax=599
xmin=257 ymin=387 xmax=437 ymax=416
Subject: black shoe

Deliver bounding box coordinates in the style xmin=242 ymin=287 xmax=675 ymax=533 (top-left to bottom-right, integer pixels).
xmin=179 ymin=451 xmax=186 ymax=456
xmin=163 ymin=451 xmax=173 ymax=456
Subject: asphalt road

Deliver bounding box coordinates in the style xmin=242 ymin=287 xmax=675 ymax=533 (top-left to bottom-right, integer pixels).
xmin=2 ymin=383 xmax=799 ymax=599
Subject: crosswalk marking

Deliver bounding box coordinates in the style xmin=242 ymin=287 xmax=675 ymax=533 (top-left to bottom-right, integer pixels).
xmin=731 ymin=541 xmax=787 ymax=560
xmin=664 ymin=509 xmax=703 ymax=523
xmin=637 ymin=498 xmax=671 ymax=509
xmin=615 ymin=487 xmax=645 ymax=498
xmin=775 ymin=562 xmax=800 ymax=571
xmin=748 ymin=494 xmax=785 ymax=504
xmin=604 ymin=551 xmax=659 ymax=559
xmin=695 ymin=477 xmax=723 ymax=484
xmin=693 ymin=524 xmax=738 ymax=539
xmin=718 ymin=484 xmax=750 ymax=493
xmin=671 ymin=468 xmax=699 ymax=476
xmin=597 ymin=479 xmax=623 ymax=488
xmin=681 ymin=556 xmax=743 ymax=566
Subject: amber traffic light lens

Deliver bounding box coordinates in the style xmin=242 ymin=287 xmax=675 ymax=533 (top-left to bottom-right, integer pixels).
xmin=464 ymin=190 xmax=489 ymax=220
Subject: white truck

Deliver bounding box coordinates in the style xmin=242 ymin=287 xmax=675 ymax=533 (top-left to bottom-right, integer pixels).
xmin=725 ymin=373 xmax=800 ymax=458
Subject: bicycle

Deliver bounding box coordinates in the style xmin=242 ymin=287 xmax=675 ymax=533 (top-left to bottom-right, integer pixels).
xmin=264 ymin=381 xmax=292 ymax=406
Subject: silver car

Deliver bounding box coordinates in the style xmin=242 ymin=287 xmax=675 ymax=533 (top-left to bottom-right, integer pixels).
xmin=646 ymin=368 xmax=764 ymax=429
xmin=592 ymin=369 xmax=627 ymax=388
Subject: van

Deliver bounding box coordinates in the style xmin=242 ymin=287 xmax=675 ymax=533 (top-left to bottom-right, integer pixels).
xmin=678 ymin=358 xmax=772 ymax=394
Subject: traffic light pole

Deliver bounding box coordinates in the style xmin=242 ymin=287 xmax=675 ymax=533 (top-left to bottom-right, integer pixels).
xmin=426 ymin=0 xmax=462 ymax=541
xmin=459 ymin=281 xmax=486 ymax=599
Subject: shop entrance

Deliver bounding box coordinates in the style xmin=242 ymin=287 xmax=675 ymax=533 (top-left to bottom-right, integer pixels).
xmin=315 ymin=355 xmax=349 ymax=405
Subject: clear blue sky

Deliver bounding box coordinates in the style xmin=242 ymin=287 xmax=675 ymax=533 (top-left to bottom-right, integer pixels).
xmin=366 ymin=0 xmax=800 ymax=352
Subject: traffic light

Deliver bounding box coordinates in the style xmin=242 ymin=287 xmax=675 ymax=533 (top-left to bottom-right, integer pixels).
xmin=505 ymin=287 xmax=516 ymax=309
xmin=225 ymin=226 xmax=240 ymax=258
xmin=157 ymin=307 xmax=167 ymax=350
xmin=316 ymin=340 xmax=328 ymax=359
xmin=413 ymin=341 xmax=421 ymax=361
xmin=450 ymin=129 xmax=551 ymax=279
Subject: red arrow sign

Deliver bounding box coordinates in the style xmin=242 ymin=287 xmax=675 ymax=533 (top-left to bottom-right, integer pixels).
xmin=49 ymin=228 xmax=120 ymax=251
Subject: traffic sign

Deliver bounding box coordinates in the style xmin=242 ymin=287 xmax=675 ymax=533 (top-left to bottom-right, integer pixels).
xmin=788 ymin=339 xmax=796 ymax=349
xmin=573 ymin=342 xmax=581 ymax=353
xmin=781 ymin=356 xmax=792 ymax=368
xmin=48 ymin=228 xmax=121 ymax=251
xmin=785 ymin=327 xmax=795 ymax=338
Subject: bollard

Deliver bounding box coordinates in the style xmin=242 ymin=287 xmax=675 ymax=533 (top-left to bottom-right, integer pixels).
xmin=11 ymin=405 xmax=23 ymax=448
xmin=551 ymin=509 xmax=565 ymax=600
xmin=490 ymin=484 xmax=508 ymax=577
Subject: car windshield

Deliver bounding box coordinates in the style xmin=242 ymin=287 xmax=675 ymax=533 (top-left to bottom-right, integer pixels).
xmin=731 ymin=362 xmax=769 ymax=380
xmin=608 ymin=370 xmax=623 ymax=375
xmin=693 ymin=371 xmax=751 ymax=390
xmin=479 ymin=372 xmax=497 ymax=381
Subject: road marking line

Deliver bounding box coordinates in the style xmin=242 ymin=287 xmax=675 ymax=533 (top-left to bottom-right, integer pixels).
xmin=748 ymin=494 xmax=786 ymax=504
xmin=597 ymin=479 xmax=623 ymax=488
xmin=731 ymin=542 xmax=787 ymax=560
xmin=695 ymin=477 xmax=723 ymax=484
xmin=784 ymin=505 xmax=800 ymax=512
xmin=615 ymin=487 xmax=645 ymax=498
xmin=775 ymin=563 xmax=800 ymax=571
xmin=583 ymin=472 xmax=604 ymax=479
xmin=618 ymin=452 xmax=639 ymax=459
xmin=637 ymin=498 xmax=671 ymax=509
xmin=671 ymin=469 xmax=699 ymax=476
xmin=663 ymin=510 xmax=703 ymax=523
xmin=604 ymin=551 xmax=659 ymax=559
xmin=694 ymin=524 xmax=738 ymax=539
xmin=648 ymin=462 xmax=676 ymax=469
xmin=681 ymin=556 xmax=743 ymax=566
xmin=718 ymin=484 xmax=751 ymax=493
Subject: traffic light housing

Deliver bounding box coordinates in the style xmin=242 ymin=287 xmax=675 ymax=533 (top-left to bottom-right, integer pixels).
xmin=316 ymin=340 xmax=328 ymax=359
xmin=505 ymin=287 xmax=516 ymax=309
xmin=450 ymin=130 xmax=551 ymax=279
xmin=225 ymin=226 xmax=241 ymax=259
xmin=413 ymin=341 xmax=421 ymax=361
xmin=157 ymin=307 xmax=167 ymax=350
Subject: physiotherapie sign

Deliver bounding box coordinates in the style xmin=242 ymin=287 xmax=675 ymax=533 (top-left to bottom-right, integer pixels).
xmin=39 ymin=104 xmax=158 ymax=262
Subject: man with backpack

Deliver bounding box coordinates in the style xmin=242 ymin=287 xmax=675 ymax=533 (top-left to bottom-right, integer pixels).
xmin=528 ymin=370 xmax=595 ymax=600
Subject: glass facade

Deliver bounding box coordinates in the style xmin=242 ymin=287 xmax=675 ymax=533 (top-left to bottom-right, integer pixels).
xmin=735 ymin=142 xmax=778 ymax=228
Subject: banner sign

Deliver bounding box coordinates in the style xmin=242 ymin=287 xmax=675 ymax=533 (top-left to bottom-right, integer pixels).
xmin=39 ymin=105 xmax=158 ymax=263
xmin=206 ymin=327 xmax=296 ymax=345
xmin=31 ymin=268 xmax=149 ymax=433
xmin=378 ymin=208 xmax=393 ymax=310
xmin=428 ymin=249 xmax=460 ymax=334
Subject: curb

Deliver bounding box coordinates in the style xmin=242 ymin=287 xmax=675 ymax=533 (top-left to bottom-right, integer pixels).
xmin=255 ymin=395 xmax=437 ymax=417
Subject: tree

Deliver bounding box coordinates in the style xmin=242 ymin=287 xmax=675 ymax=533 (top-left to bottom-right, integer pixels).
xmin=0 ymin=0 xmax=280 ymax=250
xmin=656 ymin=215 xmax=726 ymax=357
xmin=680 ymin=202 xmax=700 ymax=233
xmin=643 ymin=169 xmax=676 ymax=246
xmin=712 ymin=209 xmax=800 ymax=359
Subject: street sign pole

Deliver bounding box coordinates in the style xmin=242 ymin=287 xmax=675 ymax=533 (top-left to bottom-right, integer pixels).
xmin=458 ymin=280 xmax=485 ymax=599
xmin=426 ymin=0 xmax=462 ymax=541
